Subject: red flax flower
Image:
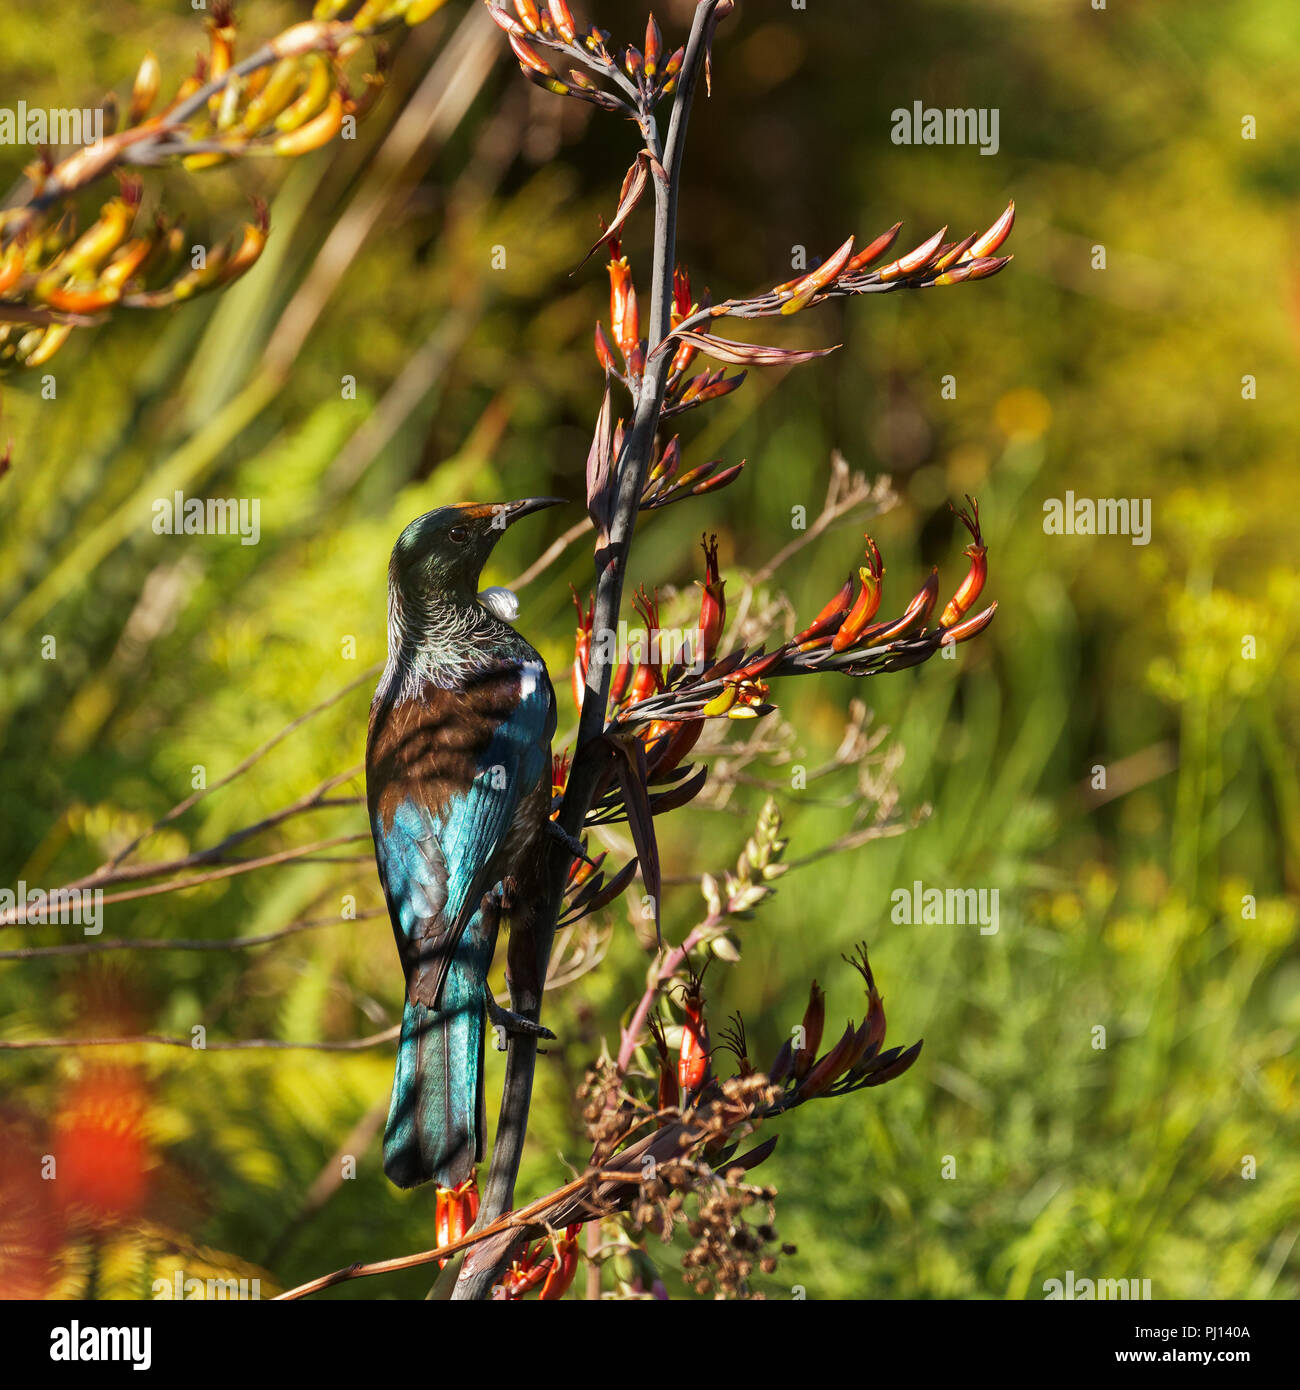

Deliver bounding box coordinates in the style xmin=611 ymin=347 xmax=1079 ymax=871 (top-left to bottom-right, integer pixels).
xmin=435 ymin=1176 xmax=481 ymax=1269
xmin=766 ymin=943 xmax=921 ymax=1111
xmin=52 ymin=1065 xmax=152 ymax=1225
xmin=610 ymin=504 xmax=996 ymax=735
xmin=939 ymin=495 xmax=987 ymax=630
xmin=498 ymin=1224 xmax=582 ymax=1299
xmin=647 ymin=1014 xmax=681 ymax=1118
xmin=676 ymin=971 xmax=711 ymax=1095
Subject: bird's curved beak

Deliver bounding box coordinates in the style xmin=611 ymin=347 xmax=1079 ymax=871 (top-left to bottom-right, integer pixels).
xmin=502 ymin=496 xmax=565 ymax=525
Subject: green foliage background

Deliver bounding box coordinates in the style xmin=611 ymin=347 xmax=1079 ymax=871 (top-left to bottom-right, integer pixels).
xmin=1 ymin=0 xmax=1297 ymax=1299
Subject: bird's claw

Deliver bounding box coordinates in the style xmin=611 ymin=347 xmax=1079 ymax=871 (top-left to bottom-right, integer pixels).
xmin=486 ymin=994 xmax=557 ymax=1048
xmin=482 ymin=878 xmax=518 ymax=916
xmin=545 ymin=819 xmax=597 ymax=867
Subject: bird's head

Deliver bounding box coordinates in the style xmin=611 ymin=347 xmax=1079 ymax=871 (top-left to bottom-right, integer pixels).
xmin=388 ymin=497 xmax=564 ymax=611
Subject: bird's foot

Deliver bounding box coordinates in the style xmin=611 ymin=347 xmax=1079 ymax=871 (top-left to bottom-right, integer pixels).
xmin=482 ymin=878 xmax=518 ymax=917
xmin=486 ymin=994 xmax=557 ymax=1049
xmin=545 ymin=819 xmax=598 ymax=867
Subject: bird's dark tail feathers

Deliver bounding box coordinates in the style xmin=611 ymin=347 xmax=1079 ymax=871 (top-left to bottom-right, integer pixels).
xmin=383 ymin=972 xmax=486 ymax=1190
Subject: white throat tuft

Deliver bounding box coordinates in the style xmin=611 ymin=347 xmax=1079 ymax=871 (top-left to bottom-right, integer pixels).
xmin=477 ymin=586 xmax=520 ymax=622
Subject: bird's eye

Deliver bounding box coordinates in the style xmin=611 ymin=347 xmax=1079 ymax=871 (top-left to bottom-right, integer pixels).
xmin=448 ymin=525 xmax=469 ymax=545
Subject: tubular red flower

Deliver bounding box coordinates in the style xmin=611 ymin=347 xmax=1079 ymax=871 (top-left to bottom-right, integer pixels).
xmin=678 ymin=978 xmax=710 ymax=1093
xmin=538 ymin=1227 xmax=581 ymax=1300
xmin=831 ymin=537 xmax=885 ymax=651
xmin=696 ymin=533 xmax=726 ymax=664
xmin=571 ymin=588 xmax=592 ymax=709
xmin=796 ymin=573 xmax=854 ymax=645
xmin=939 ymin=496 xmax=987 ymax=629
xmin=794 ymin=981 xmax=825 ymax=1080
xmin=672 ymin=263 xmax=693 ymax=321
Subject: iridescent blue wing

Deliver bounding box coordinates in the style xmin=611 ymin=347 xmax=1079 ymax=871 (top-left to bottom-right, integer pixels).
xmin=370 ymin=660 xmax=555 ymax=1008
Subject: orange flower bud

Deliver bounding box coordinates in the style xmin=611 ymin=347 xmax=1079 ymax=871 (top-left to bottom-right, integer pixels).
xmin=98 ymin=238 xmax=153 ymax=294
xmin=730 ymin=648 xmax=784 ymax=682
xmin=961 ymin=200 xmax=1015 ymax=261
xmin=240 ymin=58 xmax=303 ymax=132
xmin=546 ymin=1 xmax=576 ymax=43
xmin=23 ymin=323 xmax=73 ymax=366
xmin=40 ymin=284 xmax=120 ymax=313
xmin=272 ymin=89 xmax=343 ymax=156
xmin=219 ymin=217 xmax=269 ymax=283
xmin=207 ymin=13 xmax=235 ymax=85
xmin=485 ymin=5 xmax=525 ymax=37
xmin=628 ymin=661 xmax=659 ymax=705
xmin=668 ymin=335 xmax=699 ymax=382
xmin=509 ymin=31 xmax=553 ymax=76
xmin=796 ymin=573 xmax=854 ymax=646
xmin=844 ymin=221 xmax=902 ymax=273
xmin=648 ymin=434 xmax=681 ymax=486
xmin=513 ymin=0 xmax=541 ymax=34
xmin=877 ymin=225 xmax=947 ymax=282
xmin=940 ymin=601 xmax=997 ymax=646
xmin=275 ymin=54 xmax=332 ymax=132
xmin=780 ymin=234 xmax=855 ymax=315
xmin=60 ymin=196 xmax=136 ymax=277
xmin=931 ymin=232 xmax=976 ymax=274
xmin=593 ymin=320 xmax=617 ymax=374
xmin=644 ymin=14 xmax=663 ymax=76
xmin=0 ymin=240 xmax=24 ymax=294
xmin=129 ymin=52 xmax=161 ymax=125
xmin=854 ymin=569 xmax=939 ymax=648
xmin=619 ymin=286 xmax=642 ymax=373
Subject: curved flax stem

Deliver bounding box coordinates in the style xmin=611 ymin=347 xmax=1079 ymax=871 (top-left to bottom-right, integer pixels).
xmin=451 ymin=0 xmax=729 ymax=1301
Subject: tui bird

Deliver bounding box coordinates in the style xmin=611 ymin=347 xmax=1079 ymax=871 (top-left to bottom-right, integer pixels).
xmin=367 ymin=498 xmax=564 ymax=1190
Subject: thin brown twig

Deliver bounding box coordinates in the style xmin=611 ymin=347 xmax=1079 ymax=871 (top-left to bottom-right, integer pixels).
xmin=0 ymin=835 xmax=371 ymax=929
xmin=105 ymin=671 xmax=378 ymax=871
xmin=0 ymin=906 xmax=384 ymax=962
xmin=0 ymin=1025 xmax=399 ymax=1053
